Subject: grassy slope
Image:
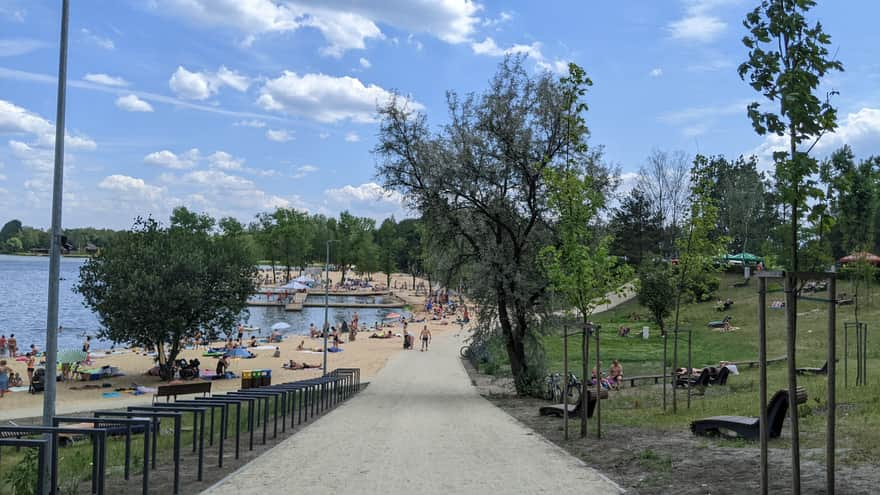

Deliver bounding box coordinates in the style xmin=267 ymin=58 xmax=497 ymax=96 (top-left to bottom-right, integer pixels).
xmin=494 ymin=273 xmax=880 ymax=464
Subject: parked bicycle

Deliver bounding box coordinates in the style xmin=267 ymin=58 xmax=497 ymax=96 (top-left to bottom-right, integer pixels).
xmin=543 ymin=372 xmax=582 ymax=405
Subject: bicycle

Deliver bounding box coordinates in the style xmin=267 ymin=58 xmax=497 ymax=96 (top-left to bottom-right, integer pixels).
xmin=543 ymin=372 xmax=582 ymax=405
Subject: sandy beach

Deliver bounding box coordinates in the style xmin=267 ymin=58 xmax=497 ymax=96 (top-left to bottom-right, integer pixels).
xmin=0 ymin=272 xmax=458 ymax=421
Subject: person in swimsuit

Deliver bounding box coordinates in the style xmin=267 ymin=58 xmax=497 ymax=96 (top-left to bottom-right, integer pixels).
xmin=0 ymin=360 xmax=9 ymax=397
xmin=420 ymin=325 xmax=431 ymax=351
xmin=26 ymin=353 xmax=36 ymax=385
xmin=8 ymin=334 xmax=17 ymax=358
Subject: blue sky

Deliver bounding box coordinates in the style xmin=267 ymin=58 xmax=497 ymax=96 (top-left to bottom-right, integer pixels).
xmin=1 ymin=0 xmax=879 ymax=229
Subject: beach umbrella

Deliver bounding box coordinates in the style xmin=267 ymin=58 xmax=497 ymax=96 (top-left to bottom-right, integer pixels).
xmin=224 ymin=347 xmax=255 ymax=359
xmin=281 ymin=281 xmax=309 ymax=290
xmin=271 ymin=322 xmax=292 ymax=331
xmin=57 ymin=348 xmax=87 ymax=364
xmin=839 ymin=252 xmax=880 ymax=265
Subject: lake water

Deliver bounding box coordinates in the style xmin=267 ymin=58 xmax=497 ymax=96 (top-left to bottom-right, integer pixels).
xmin=0 ymin=254 xmax=403 ymax=351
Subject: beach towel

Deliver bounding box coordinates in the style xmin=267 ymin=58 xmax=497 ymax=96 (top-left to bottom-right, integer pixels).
xmin=102 ymin=391 xmax=121 ymax=398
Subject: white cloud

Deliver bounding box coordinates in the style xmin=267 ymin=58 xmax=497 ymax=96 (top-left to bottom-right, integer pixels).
xmin=292 ymin=164 xmax=319 ymax=179
xmin=323 ymin=181 xmax=408 ymax=220
xmin=258 ymin=71 xmax=421 ymax=123
xmin=359 ymin=57 xmax=371 ymax=69
xmin=0 ymin=38 xmax=44 ymax=56
xmin=175 ymin=169 xmax=296 ymax=212
xmin=407 ymin=34 xmax=423 ymax=51
xmin=115 ymin=94 xmax=154 ymax=112
xmin=650 ymin=68 xmax=663 ymax=77
xmin=668 ymin=15 xmax=725 ymax=42
xmin=752 ymin=107 xmax=880 ymax=167
xmin=83 ymin=73 xmax=129 ymax=87
xmin=0 ymin=99 xmax=96 ymax=150
xmin=344 ymin=132 xmax=360 ymax=142
xmin=98 ymin=174 xmax=165 ymax=200
xmin=471 ymin=37 xmax=568 ymax=74
xmin=207 ymin=151 xmax=244 ymax=170
xmin=8 ymin=140 xmax=53 ymax=172
xmin=144 ymin=149 xmax=200 ymax=169
xmin=482 ymin=11 xmax=513 ymax=28
xmin=659 ymin=100 xmax=748 ymax=136
xmin=319 ymin=132 xmax=330 ymax=139
xmin=235 ymin=120 xmax=266 ymax=128
xmin=169 ymin=65 xmax=251 ymax=100
xmin=149 ymin=0 xmax=480 ymax=55
xmin=686 ymin=58 xmax=734 ymax=72
xmin=81 ymin=28 xmax=115 ymax=50
xmin=668 ymin=0 xmax=741 ymax=43
xmin=266 ymin=129 xmax=294 ymax=142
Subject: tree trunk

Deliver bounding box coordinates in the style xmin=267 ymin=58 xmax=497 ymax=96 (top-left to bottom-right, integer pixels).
xmin=497 ymin=288 xmax=529 ymax=395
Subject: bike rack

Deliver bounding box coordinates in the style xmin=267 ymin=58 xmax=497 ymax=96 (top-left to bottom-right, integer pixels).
xmin=0 ymin=425 xmax=108 ymax=495
xmin=139 ymin=404 xmax=209 ymax=480
xmin=0 ymin=438 xmax=49 ymax=495
xmin=195 ymin=395 xmax=257 ymax=452
xmin=173 ymin=400 xmax=230 ymax=466
xmin=96 ymin=409 xmax=182 ymax=495
xmin=53 ymin=416 xmax=152 ymax=495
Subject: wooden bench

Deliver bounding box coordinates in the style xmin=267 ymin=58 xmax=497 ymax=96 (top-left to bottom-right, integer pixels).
xmin=625 ymin=374 xmax=670 ymax=387
xmin=154 ymin=381 xmax=212 ymax=403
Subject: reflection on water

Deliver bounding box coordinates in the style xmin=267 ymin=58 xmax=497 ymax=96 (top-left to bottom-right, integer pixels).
xmin=0 ymin=255 xmax=403 ymax=351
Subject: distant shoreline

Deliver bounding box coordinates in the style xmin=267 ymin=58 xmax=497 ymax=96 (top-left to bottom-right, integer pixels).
xmin=3 ymin=252 xmax=92 ymax=258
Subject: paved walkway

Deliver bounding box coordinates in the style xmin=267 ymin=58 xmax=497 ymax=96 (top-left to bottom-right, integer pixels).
xmin=203 ymin=332 xmax=622 ymax=495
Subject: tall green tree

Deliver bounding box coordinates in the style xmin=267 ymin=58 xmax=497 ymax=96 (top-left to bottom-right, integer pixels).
xmin=739 ymin=0 xmax=843 ymax=271
xmin=0 ymin=220 xmax=23 ymax=243
xmin=375 ymin=217 xmax=402 ymax=286
xmin=609 ymin=188 xmax=663 ymax=265
xmin=77 ymin=208 xmax=257 ymax=377
xmin=638 ymin=260 xmax=676 ymax=336
xmin=376 ymin=58 xmax=599 ymax=393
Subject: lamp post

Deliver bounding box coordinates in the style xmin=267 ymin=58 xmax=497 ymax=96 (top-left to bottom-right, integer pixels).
xmin=43 ymin=0 xmax=70 ymax=491
xmin=323 ymin=239 xmax=339 ymax=375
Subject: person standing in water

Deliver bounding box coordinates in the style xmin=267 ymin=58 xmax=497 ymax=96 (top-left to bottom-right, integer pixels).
xmin=420 ymin=325 xmax=431 ymax=352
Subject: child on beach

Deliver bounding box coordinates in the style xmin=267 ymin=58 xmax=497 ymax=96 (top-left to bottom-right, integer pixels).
xmin=0 ymin=360 xmax=9 ymax=397
xmin=273 ymin=347 xmax=281 ymax=358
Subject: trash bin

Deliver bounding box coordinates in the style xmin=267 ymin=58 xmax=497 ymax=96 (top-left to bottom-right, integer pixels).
xmin=241 ymin=370 xmax=253 ymax=389
xmin=260 ymin=369 xmax=272 ymax=387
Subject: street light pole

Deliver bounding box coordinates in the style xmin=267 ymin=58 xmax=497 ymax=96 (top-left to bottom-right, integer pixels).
xmin=43 ymin=0 xmax=70 ymax=491
xmin=323 ymin=239 xmax=338 ymax=375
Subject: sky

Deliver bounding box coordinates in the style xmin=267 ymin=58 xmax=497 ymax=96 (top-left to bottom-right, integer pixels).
xmin=1 ymin=0 xmax=879 ymax=229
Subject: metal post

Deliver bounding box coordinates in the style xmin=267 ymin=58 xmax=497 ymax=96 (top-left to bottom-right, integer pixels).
xmin=672 ymin=328 xmax=679 ymax=413
xmin=581 ymin=324 xmax=588 ymax=439
xmin=323 ymin=241 xmax=330 ymax=375
xmin=595 ymin=326 xmax=601 ymax=439
xmin=686 ymin=328 xmax=692 ymax=409
xmin=662 ymin=331 xmax=667 ymax=412
xmin=563 ymin=326 xmax=569 ymax=441
xmin=844 ymin=322 xmax=849 ymax=388
xmin=827 ymin=276 xmax=836 ymax=494
xmin=758 ymin=276 xmax=769 ymax=495
xmin=784 ymin=273 xmax=802 ymax=495
xmin=43 ymin=2 xmax=70 ymax=492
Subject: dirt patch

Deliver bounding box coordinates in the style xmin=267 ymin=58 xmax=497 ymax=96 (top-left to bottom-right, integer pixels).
xmin=464 ymin=360 xmax=877 ymax=494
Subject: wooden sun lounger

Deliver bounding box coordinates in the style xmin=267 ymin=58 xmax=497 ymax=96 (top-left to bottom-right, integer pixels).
xmin=539 ymin=390 xmax=608 ymax=418
xmin=796 ymin=361 xmax=828 ymax=375
xmin=690 ymin=387 xmax=807 ymax=440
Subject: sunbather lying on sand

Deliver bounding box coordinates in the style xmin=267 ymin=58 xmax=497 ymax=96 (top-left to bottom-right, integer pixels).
xmin=284 ymin=360 xmax=319 ymax=370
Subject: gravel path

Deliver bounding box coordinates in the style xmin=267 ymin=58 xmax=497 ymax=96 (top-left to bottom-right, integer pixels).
xmin=203 ymin=331 xmax=622 ymax=494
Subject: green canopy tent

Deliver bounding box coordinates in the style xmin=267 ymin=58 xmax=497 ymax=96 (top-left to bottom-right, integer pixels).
xmin=723 ymin=252 xmax=763 ymax=264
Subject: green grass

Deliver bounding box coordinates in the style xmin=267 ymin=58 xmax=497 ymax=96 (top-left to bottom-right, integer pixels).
xmin=482 ymin=273 xmax=880 ymax=464
xmin=0 ymin=392 xmax=309 ymax=493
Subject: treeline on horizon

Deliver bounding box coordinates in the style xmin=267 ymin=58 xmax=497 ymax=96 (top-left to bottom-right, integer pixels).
xmin=3 ymin=141 xmax=880 ymax=275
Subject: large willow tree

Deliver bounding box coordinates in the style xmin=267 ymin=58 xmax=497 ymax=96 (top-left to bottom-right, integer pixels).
xmin=375 ymin=57 xmax=602 ymax=393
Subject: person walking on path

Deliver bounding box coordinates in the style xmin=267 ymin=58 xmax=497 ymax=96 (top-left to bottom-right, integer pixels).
xmin=420 ymin=325 xmax=431 ymax=351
